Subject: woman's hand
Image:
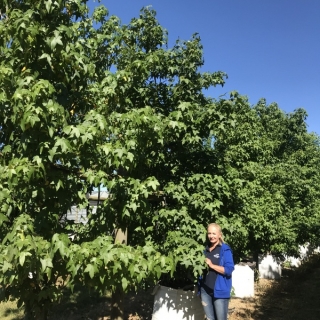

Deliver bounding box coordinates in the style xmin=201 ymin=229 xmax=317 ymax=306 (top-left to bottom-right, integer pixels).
xmin=205 ymin=258 xmax=225 ymax=275
xmin=205 ymin=258 xmax=212 ymax=268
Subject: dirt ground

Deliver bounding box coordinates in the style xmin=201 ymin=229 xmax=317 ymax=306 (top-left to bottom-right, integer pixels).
xmin=231 ymin=262 xmax=320 ymax=320
xmin=49 ymin=255 xmax=320 ymax=320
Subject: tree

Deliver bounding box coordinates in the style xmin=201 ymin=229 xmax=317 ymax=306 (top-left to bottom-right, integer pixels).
xmin=208 ymin=94 xmax=320 ymax=259
xmin=1 ymin=1 xmax=320 ymax=319
xmin=0 ymin=1 xmax=227 ymax=319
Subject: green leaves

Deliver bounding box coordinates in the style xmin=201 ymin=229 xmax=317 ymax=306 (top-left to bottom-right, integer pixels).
xmin=40 ymin=257 xmax=53 ymax=272
xmin=84 ymin=264 xmax=95 ymax=279
xmin=19 ymin=252 xmax=32 ymax=267
xmin=208 ymin=95 xmax=320 ymax=257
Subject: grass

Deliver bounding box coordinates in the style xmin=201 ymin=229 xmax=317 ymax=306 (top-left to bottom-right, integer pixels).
xmin=0 ymin=300 xmax=24 ymax=320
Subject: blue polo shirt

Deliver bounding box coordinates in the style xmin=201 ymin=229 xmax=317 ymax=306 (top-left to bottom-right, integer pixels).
xmin=202 ymin=244 xmax=221 ymax=295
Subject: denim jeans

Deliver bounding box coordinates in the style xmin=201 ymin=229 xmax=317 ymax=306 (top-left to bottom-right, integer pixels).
xmin=200 ymin=287 xmax=229 ymax=320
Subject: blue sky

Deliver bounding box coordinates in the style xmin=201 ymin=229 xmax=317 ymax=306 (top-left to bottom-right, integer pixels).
xmin=88 ymin=0 xmax=320 ymax=135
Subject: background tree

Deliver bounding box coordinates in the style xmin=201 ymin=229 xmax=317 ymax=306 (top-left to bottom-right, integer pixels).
xmin=209 ymin=94 xmax=320 ymax=259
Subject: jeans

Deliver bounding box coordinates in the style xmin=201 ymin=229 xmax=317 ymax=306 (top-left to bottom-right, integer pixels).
xmin=200 ymin=287 xmax=229 ymax=320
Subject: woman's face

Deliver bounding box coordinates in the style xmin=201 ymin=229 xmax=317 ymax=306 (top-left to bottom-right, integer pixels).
xmin=207 ymin=225 xmax=221 ymax=246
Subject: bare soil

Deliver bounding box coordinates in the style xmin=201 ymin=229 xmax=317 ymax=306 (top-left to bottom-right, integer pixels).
xmin=228 ymin=256 xmax=320 ymax=320
xmin=48 ymin=255 xmax=320 ymax=320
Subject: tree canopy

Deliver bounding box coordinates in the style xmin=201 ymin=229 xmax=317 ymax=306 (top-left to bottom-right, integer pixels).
xmin=1 ymin=1 xmax=320 ymax=319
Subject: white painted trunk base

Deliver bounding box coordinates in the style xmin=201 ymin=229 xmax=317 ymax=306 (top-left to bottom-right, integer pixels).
xmin=152 ymin=285 xmax=205 ymax=320
xmin=232 ymin=265 xmax=254 ymax=298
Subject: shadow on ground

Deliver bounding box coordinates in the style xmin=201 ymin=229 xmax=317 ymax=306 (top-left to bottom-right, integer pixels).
xmin=251 ymin=254 xmax=320 ymax=320
xmin=49 ymin=286 xmax=155 ymax=320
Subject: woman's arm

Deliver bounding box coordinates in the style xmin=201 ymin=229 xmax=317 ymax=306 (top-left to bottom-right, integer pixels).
xmin=205 ymin=258 xmax=225 ymax=275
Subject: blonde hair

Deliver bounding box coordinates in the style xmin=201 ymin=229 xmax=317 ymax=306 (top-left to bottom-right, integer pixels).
xmin=207 ymin=223 xmax=224 ymax=243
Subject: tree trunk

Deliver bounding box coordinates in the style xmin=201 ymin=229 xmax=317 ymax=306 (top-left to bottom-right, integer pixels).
xmin=253 ymin=251 xmax=260 ymax=280
xmin=24 ymin=301 xmax=48 ymax=320
xmin=111 ymin=287 xmax=125 ymax=320
xmin=114 ymin=228 xmax=127 ymax=244
xmin=36 ymin=308 xmax=48 ymax=320
xmin=110 ymin=228 xmax=127 ymax=320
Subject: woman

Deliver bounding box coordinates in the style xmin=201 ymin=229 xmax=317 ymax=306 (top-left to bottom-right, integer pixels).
xmin=200 ymin=223 xmax=234 ymax=320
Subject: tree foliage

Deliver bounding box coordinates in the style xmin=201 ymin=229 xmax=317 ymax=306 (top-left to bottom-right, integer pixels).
xmin=210 ymin=94 xmax=320 ymax=257
xmin=0 ymin=1 xmax=225 ymax=317
xmin=0 ymin=0 xmax=320 ymax=319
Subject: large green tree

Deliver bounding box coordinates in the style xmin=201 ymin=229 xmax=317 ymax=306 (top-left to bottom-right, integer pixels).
xmin=0 ymin=1 xmax=227 ymax=319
